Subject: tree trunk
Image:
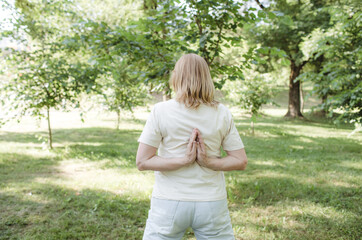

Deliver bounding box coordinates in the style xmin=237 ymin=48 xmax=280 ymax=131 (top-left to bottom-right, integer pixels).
xmin=46 ymin=106 xmax=53 ymax=149
xmin=251 ymin=119 xmax=255 ymax=136
xmin=300 ymin=81 xmax=304 ymax=113
xmin=116 ymin=109 xmax=120 ymax=130
xmin=316 ymin=54 xmax=327 ymax=117
xmin=285 ymin=60 xmax=304 ymax=118
xmin=320 ymin=94 xmax=328 ymax=116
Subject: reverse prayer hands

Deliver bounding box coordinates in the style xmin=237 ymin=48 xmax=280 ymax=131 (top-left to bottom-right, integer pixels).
xmin=184 ymin=128 xmax=198 ymax=166
xmin=185 ymin=128 xmax=211 ymax=168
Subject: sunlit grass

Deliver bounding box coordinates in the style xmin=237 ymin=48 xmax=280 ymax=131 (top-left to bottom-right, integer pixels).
xmin=0 ymin=105 xmax=361 ymax=239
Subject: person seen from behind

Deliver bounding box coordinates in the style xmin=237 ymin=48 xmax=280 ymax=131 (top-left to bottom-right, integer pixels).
xmin=136 ymin=53 xmax=248 ymax=240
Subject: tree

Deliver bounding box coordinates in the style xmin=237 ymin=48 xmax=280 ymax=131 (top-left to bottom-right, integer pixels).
xmin=249 ymin=0 xmax=331 ymax=118
xmin=80 ymin=0 xmax=260 ymax=102
xmin=307 ymin=2 xmax=361 ymax=124
xmin=95 ymin=60 xmax=147 ymax=130
xmin=2 ymin=45 xmax=99 ymax=149
xmin=223 ymin=72 xmax=274 ymax=135
xmin=0 ymin=0 xmax=99 ymax=149
xmin=180 ymin=0 xmax=257 ymax=88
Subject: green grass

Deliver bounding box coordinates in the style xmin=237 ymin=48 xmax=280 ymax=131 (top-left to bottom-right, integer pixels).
xmin=0 ymin=107 xmax=361 ymax=240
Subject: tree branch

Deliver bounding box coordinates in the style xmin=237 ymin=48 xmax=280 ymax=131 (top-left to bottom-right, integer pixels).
xmin=209 ymin=21 xmax=223 ymax=66
xmin=254 ymin=0 xmax=265 ymax=9
xmin=300 ymin=60 xmax=308 ymax=68
xmin=194 ymin=10 xmax=211 ymax=65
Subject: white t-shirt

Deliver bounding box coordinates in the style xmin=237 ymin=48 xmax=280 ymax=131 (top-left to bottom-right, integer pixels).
xmin=138 ymin=99 xmax=244 ymax=201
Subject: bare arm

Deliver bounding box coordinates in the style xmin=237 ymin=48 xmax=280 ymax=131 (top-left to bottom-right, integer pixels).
xmin=196 ymin=130 xmax=248 ymax=171
xmin=136 ymin=129 xmax=198 ymax=171
xmin=201 ymin=149 xmax=248 ymax=171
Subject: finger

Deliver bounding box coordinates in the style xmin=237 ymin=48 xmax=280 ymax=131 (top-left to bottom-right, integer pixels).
xmin=196 ymin=142 xmax=201 ymax=155
xmin=192 ymin=141 xmax=197 ymax=154
xmin=197 ymin=130 xmax=206 ymax=152
xmin=187 ymin=139 xmax=192 ymax=150
xmin=191 ymin=129 xmax=198 ymax=142
xmin=194 ymin=128 xmax=199 ymax=142
xmin=188 ymin=129 xmax=197 ymax=149
xmin=197 ymin=130 xmax=204 ymax=144
xmin=200 ymin=142 xmax=205 ymax=153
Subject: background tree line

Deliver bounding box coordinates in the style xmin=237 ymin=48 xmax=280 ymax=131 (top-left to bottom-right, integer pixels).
xmin=0 ymin=0 xmax=361 ymax=148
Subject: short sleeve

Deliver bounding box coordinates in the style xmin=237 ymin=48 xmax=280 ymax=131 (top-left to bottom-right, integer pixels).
xmin=138 ymin=105 xmax=162 ymax=148
xmin=222 ymin=111 xmax=244 ymax=151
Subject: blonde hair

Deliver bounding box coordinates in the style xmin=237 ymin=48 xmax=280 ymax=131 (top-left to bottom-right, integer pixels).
xmin=171 ymin=54 xmax=218 ymax=108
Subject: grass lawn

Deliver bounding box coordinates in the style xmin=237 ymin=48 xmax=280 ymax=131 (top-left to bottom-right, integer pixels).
xmin=0 ymin=105 xmax=361 ymax=240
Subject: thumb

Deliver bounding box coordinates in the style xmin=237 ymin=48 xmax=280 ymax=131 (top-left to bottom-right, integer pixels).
xmin=192 ymin=141 xmax=197 ymax=153
xmin=196 ymin=142 xmax=201 ymax=152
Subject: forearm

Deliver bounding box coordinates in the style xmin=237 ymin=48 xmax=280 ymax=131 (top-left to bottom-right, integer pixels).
xmin=137 ymin=155 xmax=188 ymax=171
xmin=206 ymin=155 xmax=247 ymax=171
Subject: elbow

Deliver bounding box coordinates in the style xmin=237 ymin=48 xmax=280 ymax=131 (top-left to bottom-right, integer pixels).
xmin=137 ymin=162 xmax=145 ymax=171
xmin=136 ymin=158 xmax=145 ymax=171
xmin=136 ymin=154 xmax=155 ymax=171
xmin=239 ymin=157 xmax=248 ymax=171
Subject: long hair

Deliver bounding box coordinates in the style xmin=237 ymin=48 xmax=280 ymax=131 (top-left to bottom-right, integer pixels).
xmin=171 ymin=54 xmax=218 ymax=108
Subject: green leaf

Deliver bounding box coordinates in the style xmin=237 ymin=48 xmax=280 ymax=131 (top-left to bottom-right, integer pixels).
xmin=268 ymin=11 xmax=277 ymax=19
xmin=281 ymin=58 xmax=291 ymax=66
xmin=257 ymin=11 xmax=266 ymax=19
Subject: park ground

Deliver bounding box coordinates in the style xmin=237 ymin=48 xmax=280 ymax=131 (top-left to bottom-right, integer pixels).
xmin=0 ymin=90 xmax=361 ymax=240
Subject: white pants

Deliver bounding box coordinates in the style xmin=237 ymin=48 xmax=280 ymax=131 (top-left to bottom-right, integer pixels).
xmin=143 ymin=197 xmax=235 ymax=240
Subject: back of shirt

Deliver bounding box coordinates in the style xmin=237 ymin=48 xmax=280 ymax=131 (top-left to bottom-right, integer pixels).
xmin=138 ymin=99 xmax=244 ymax=201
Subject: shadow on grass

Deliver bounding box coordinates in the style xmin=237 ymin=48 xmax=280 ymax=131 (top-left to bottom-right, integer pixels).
xmin=53 ymin=128 xmax=141 ymax=169
xmin=250 ymin=212 xmax=360 ymax=240
xmin=227 ymin=175 xmax=361 ymax=239
xmin=0 ymin=152 xmax=62 ymax=186
xmin=224 ymin=119 xmax=361 ymax=239
xmin=221 ymin=114 xmax=357 ymax=165
xmin=227 ymin=175 xmax=360 ymax=210
xmin=55 ymin=142 xmax=138 ymax=169
xmin=0 ymin=183 xmax=149 ymax=240
xmin=0 ymin=128 xmax=141 ymax=169
xmin=52 ymin=128 xmax=142 ymax=144
xmin=234 ymin=114 xmax=356 ymax=131
xmin=0 ymin=127 xmax=142 ymax=144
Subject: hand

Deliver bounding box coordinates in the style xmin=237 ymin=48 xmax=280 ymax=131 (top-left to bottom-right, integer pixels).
xmin=184 ymin=128 xmax=198 ymax=166
xmin=195 ymin=129 xmax=209 ymax=167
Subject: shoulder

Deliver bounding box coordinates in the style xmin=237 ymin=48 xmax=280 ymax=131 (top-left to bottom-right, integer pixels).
xmin=152 ymin=99 xmax=178 ymax=114
xmin=154 ymin=99 xmax=177 ymax=109
xmin=215 ymin=103 xmax=234 ymax=126
xmin=217 ymin=103 xmax=232 ymax=115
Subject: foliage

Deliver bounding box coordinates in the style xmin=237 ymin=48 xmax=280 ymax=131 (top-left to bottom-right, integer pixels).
xmin=2 ymin=0 xmax=361 ymax=130
xmin=75 ymin=0 xmax=141 ymax=27
xmin=225 ymin=75 xmax=273 ymax=116
xmin=96 ymin=61 xmax=148 ymax=129
xmin=306 ymin=5 xmax=362 ymax=124
xmin=223 ymin=71 xmax=274 ymax=134
xmin=128 ymin=0 xmax=259 ymax=91
xmin=0 ymin=0 xmax=99 ymax=148
xmin=246 ymin=0 xmax=332 ymax=117
xmin=238 ymin=78 xmax=273 ymax=118
xmin=250 ymin=0 xmax=331 ymax=65
xmin=2 ymin=45 xmax=99 ymax=120
xmin=129 ymin=0 xmax=184 ymax=93
xmin=78 ymin=0 xmax=263 ymax=96
xmin=63 ymin=19 xmax=149 ymax=123
xmin=179 ymin=0 xmax=257 ymax=87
